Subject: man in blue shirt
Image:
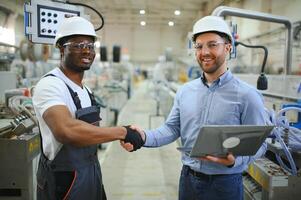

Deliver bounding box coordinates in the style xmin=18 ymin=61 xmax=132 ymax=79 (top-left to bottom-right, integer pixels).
xmin=122 ymin=15 xmax=267 ymax=200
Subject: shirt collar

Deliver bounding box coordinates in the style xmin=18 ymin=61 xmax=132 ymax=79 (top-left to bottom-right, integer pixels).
xmin=200 ymin=73 xmax=208 ymax=86
xmin=200 ymin=69 xmax=233 ymax=87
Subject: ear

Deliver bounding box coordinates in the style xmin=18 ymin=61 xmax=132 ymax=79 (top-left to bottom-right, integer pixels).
xmin=58 ymin=45 xmax=64 ymax=53
xmin=57 ymin=45 xmax=65 ymax=60
xmin=225 ymin=43 xmax=232 ymax=53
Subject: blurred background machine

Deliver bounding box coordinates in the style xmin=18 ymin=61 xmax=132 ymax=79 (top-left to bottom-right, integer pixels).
xmin=0 ymin=115 xmax=39 ymax=200
xmin=0 ymin=87 xmax=39 ymax=200
xmin=0 ymin=6 xmax=41 ymax=198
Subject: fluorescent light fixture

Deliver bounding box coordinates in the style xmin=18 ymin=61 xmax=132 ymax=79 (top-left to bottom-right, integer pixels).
xmin=139 ymin=9 xmax=145 ymax=14
xmin=0 ymin=26 xmax=15 ymax=45
xmin=174 ymin=10 xmax=181 ymax=16
xmin=168 ymin=21 xmax=174 ymax=26
xmin=140 ymin=21 xmax=146 ymax=26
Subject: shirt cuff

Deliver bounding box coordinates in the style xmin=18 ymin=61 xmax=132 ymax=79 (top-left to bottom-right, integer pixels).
xmin=143 ymin=130 xmax=154 ymax=147
xmin=227 ymin=161 xmax=235 ymax=168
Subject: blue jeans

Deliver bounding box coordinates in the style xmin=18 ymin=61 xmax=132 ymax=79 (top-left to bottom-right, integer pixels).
xmin=179 ymin=166 xmax=243 ymax=200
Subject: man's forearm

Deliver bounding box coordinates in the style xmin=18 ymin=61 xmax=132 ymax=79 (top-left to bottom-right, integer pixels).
xmin=54 ymin=119 xmax=127 ymax=147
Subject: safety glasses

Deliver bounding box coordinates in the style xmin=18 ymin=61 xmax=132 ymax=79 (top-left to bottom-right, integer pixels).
xmin=63 ymin=42 xmax=96 ymax=51
xmin=194 ymin=41 xmax=227 ymax=51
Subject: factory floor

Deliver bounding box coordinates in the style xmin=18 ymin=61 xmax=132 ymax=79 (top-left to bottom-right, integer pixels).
xmin=99 ymin=80 xmax=182 ymax=200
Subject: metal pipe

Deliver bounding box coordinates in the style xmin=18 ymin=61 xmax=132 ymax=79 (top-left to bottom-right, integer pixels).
xmin=212 ymin=6 xmax=293 ymax=74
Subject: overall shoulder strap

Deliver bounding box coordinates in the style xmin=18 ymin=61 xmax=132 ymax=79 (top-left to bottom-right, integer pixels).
xmin=43 ymin=74 xmax=82 ymax=109
xmin=84 ymin=86 xmax=97 ymax=106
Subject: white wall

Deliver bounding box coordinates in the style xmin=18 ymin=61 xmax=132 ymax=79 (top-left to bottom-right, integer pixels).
xmin=214 ymin=0 xmax=301 ymax=74
xmin=225 ymin=0 xmax=301 ymax=41
xmin=271 ymin=0 xmax=301 ymax=22
xmin=100 ymin=24 xmax=186 ymax=66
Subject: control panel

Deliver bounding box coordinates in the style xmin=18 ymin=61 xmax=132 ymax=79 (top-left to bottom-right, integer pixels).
xmin=24 ymin=0 xmax=85 ymax=44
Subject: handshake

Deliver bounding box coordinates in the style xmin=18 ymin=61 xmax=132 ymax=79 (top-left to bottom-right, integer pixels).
xmin=121 ymin=125 xmax=145 ymax=152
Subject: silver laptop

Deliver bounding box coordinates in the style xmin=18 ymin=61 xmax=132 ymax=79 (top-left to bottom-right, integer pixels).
xmin=178 ymin=125 xmax=274 ymax=157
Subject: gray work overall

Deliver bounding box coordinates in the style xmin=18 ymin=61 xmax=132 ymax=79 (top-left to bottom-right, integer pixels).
xmin=36 ymin=74 xmax=106 ymax=200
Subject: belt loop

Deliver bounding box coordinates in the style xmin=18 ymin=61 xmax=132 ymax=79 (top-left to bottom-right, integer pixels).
xmin=183 ymin=165 xmax=190 ymax=176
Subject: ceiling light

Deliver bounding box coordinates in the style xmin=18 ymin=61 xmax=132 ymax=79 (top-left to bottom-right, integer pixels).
xmin=168 ymin=21 xmax=174 ymax=26
xmin=139 ymin=10 xmax=145 ymax=15
xmin=140 ymin=21 xmax=146 ymax=26
xmin=174 ymin=10 xmax=181 ymax=16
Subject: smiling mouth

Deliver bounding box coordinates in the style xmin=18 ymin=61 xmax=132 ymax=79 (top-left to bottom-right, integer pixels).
xmin=202 ymin=58 xmax=214 ymax=64
xmin=81 ymin=58 xmax=92 ymax=64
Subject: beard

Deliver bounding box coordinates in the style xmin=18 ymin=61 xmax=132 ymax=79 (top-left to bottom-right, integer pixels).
xmin=66 ymin=64 xmax=91 ymax=72
xmin=63 ymin=55 xmax=93 ymax=73
xmin=197 ymin=54 xmax=226 ymax=74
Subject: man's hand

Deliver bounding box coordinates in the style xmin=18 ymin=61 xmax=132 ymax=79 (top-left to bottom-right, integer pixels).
xmin=122 ymin=125 xmax=144 ymax=152
xmin=121 ymin=125 xmax=145 ymax=152
xmin=199 ymin=153 xmax=235 ymax=167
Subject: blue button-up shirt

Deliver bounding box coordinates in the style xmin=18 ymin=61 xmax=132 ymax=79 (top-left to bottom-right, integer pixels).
xmin=144 ymin=70 xmax=268 ymax=174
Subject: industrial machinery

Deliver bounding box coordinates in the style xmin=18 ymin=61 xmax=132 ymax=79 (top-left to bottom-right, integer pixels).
xmin=0 ymin=92 xmax=40 ymax=200
xmin=0 ymin=14 xmax=40 ymax=199
xmin=24 ymin=0 xmax=84 ymax=44
xmin=242 ymin=102 xmax=301 ymax=200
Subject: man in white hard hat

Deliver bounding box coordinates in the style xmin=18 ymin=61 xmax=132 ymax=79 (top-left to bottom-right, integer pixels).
xmin=122 ymin=16 xmax=267 ymax=200
xmin=33 ymin=16 xmax=144 ymax=200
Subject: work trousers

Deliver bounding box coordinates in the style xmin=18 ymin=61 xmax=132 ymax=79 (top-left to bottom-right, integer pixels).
xmin=179 ymin=165 xmax=243 ymax=200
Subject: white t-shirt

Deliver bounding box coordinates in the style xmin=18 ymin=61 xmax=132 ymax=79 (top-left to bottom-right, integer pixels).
xmin=33 ymin=67 xmax=92 ymax=160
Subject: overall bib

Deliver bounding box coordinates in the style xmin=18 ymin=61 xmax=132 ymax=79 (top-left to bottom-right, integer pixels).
xmin=36 ymin=74 xmax=106 ymax=200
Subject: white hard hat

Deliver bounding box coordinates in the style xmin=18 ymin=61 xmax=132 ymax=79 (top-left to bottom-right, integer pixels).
xmin=54 ymin=16 xmax=97 ymax=47
xmin=192 ymin=16 xmax=233 ymax=43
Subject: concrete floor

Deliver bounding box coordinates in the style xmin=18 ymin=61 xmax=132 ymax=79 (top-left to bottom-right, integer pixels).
xmin=100 ymin=81 xmax=182 ymax=200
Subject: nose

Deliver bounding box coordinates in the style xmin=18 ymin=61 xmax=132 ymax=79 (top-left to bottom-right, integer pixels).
xmin=82 ymin=46 xmax=94 ymax=53
xmin=201 ymin=44 xmax=210 ymax=54
xmin=82 ymin=47 xmax=90 ymax=52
